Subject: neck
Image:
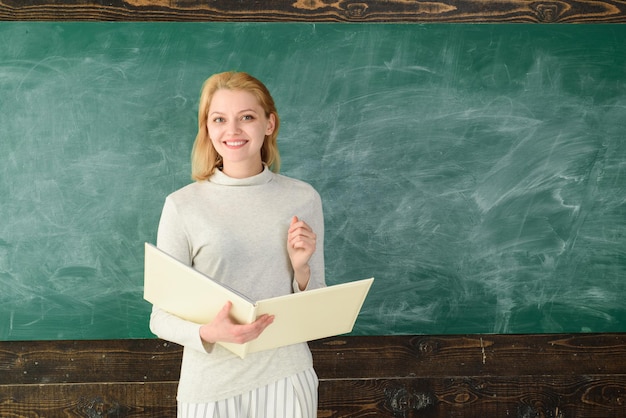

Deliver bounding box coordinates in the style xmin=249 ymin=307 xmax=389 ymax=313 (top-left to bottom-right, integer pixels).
xmin=221 ymin=162 xmax=265 ymax=179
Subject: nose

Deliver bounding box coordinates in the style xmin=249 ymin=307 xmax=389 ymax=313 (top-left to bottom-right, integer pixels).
xmin=226 ymin=119 xmax=242 ymax=134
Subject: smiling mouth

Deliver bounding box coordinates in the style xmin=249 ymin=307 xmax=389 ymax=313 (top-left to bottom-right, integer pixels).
xmin=225 ymin=140 xmax=247 ymax=147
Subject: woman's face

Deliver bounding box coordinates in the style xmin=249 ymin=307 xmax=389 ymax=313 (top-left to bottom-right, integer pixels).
xmin=207 ymin=88 xmax=275 ymax=177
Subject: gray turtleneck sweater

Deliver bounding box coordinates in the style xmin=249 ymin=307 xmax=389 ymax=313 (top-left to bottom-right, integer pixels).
xmin=149 ymin=166 xmax=325 ymax=403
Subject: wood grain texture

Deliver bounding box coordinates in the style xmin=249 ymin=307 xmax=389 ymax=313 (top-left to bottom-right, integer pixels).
xmin=0 ymin=0 xmax=625 ymax=22
xmin=318 ymin=377 xmax=626 ymax=417
xmin=1 ymin=383 xmax=177 ymax=417
xmin=309 ymin=334 xmax=626 ymax=378
xmin=0 ymin=339 xmax=181 ymax=385
xmin=1 ymin=335 xmax=625 ymax=417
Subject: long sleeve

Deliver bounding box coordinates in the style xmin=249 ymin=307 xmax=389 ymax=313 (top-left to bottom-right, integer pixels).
xmin=149 ymin=196 xmax=211 ymax=353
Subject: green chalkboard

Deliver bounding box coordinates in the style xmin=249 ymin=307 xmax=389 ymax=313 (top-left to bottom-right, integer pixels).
xmin=1 ymin=22 xmax=625 ymax=340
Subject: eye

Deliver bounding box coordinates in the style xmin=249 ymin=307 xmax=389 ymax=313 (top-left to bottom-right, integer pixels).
xmin=241 ymin=114 xmax=255 ymax=121
xmin=212 ymin=116 xmax=225 ymax=123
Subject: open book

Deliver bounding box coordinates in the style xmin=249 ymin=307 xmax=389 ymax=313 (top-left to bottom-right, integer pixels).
xmin=143 ymin=243 xmax=373 ymax=358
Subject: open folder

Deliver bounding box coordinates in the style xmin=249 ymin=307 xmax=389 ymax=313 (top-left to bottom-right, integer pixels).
xmin=143 ymin=243 xmax=374 ymax=358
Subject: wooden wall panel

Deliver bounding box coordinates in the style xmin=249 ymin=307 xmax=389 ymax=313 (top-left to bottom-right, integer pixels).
xmin=1 ymin=335 xmax=625 ymax=417
xmin=0 ymin=0 xmax=625 ymax=22
xmin=0 ymin=383 xmax=177 ymax=417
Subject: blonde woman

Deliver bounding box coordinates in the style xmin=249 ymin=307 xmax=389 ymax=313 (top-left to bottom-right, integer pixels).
xmin=150 ymin=71 xmax=325 ymax=417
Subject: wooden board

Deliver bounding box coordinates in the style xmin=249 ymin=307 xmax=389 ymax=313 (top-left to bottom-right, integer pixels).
xmin=0 ymin=0 xmax=625 ymax=22
xmin=1 ymin=335 xmax=625 ymax=417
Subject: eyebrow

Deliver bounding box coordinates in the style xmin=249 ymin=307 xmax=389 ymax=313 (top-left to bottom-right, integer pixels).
xmin=209 ymin=108 xmax=259 ymax=116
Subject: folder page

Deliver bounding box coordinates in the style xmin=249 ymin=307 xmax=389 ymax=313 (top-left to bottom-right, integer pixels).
xmin=247 ymin=278 xmax=374 ymax=355
xmin=144 ymin=243 xmax=256 ymax=329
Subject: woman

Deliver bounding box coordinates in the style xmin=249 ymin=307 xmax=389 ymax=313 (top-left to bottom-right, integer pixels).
xmin=150 ymin=71 xmax=325 ymax=417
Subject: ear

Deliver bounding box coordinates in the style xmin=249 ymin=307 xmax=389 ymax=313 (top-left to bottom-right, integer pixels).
xmin=266 ymin=113 xmax=276 ymax=135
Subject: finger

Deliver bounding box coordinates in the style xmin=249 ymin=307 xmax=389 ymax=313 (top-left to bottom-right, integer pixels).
xmin=242 ymin=315 xmax=274 ymax=341
xmin=288 ymin=216 xmax=312 ymax=234
xmin=290 ymin=239 xmax=315 ymax=251
xmin=289 ymin=231 xmax=316 ymax=247
xmin=288 ymin=223 xmax=315 ymax=239
xmin=289 ymin=216 xmax=303 ymax=233
xmin=256 ymin=314 xmax=275 ymax=328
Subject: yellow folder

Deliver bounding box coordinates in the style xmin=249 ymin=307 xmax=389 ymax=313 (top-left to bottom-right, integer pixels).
xmin=143 ymin=243 xmax=373 ymax=358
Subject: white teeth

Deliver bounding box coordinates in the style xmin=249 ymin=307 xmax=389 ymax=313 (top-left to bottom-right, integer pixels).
xmin=226 ymin=141 xmax=246 ymax=146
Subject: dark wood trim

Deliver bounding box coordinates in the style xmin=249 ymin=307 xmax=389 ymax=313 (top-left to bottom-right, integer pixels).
xmin=0 ymin=0 xmax=625 ymax=22
xmin=1 ymin=334 xmax=625 ymax=417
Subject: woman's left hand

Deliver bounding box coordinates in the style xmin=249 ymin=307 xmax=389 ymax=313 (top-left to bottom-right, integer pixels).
xmin=287 ymin=216 xmax=316 ymax=288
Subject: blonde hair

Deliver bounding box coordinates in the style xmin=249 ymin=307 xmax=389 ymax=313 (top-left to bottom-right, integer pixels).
xmin=191 ymin=72 xmax=281 ymax=181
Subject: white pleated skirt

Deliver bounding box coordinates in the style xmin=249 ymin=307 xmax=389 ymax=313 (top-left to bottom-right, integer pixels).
xmin=177 ymin=367 xmax=318 ymax=418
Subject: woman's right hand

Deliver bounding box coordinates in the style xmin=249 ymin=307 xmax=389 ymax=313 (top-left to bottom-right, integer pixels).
xmin=199 ymin=301 xmax=274 ymax=344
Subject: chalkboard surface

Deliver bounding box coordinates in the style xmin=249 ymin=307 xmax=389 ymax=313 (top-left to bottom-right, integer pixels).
xmin=1 ymin=23 xmax=625 ymax=340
